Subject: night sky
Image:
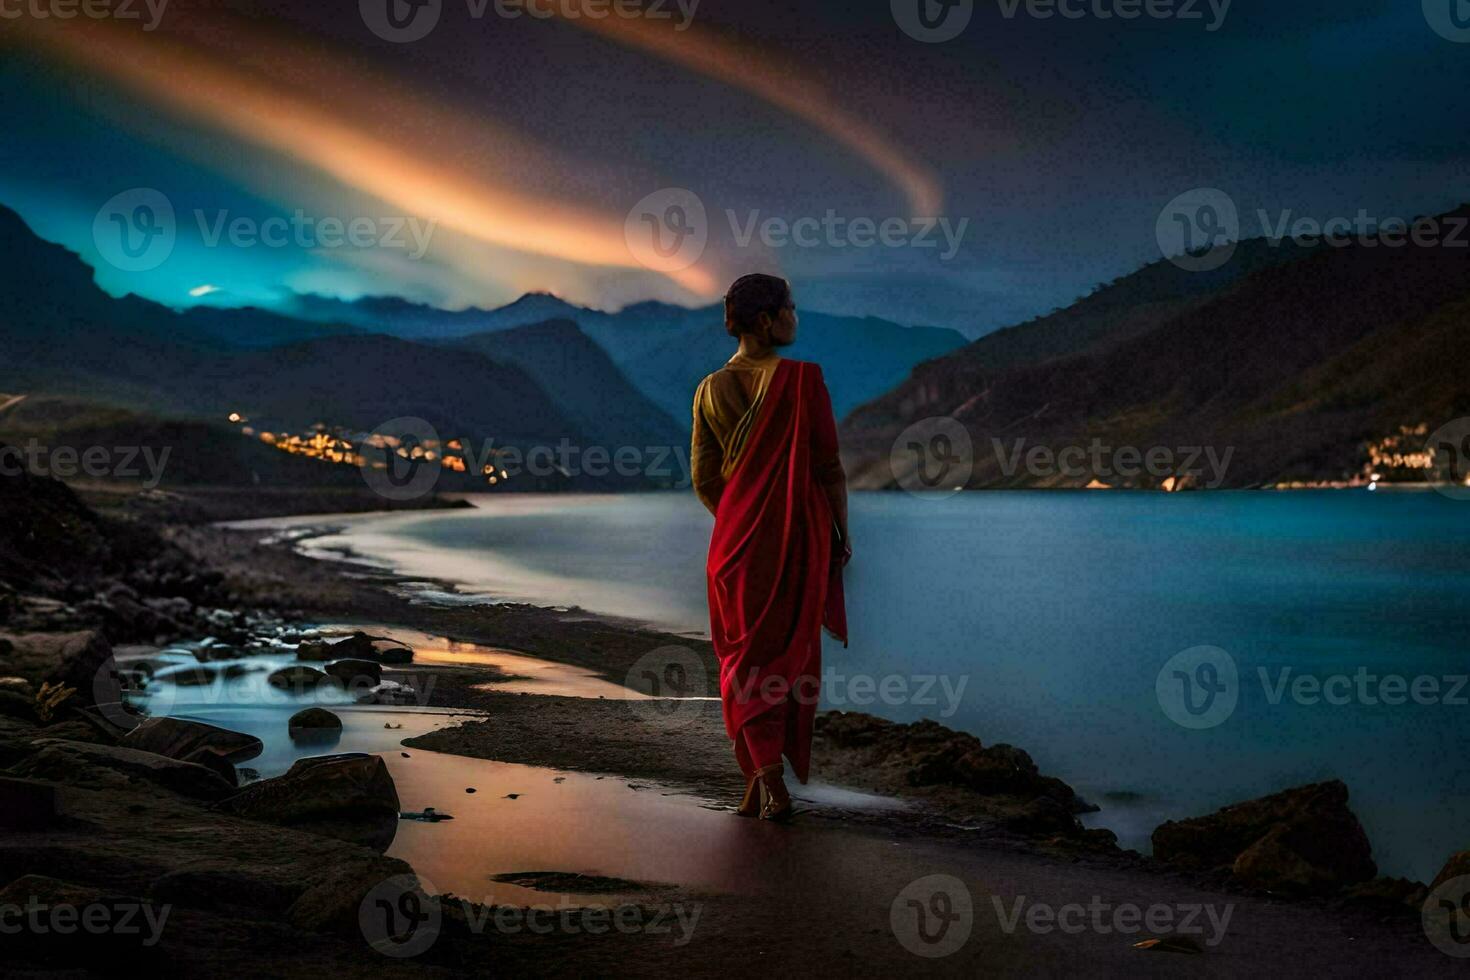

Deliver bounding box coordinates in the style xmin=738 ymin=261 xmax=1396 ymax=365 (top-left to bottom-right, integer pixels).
xmin=2 ymin=0 xmax=1467 ymax=336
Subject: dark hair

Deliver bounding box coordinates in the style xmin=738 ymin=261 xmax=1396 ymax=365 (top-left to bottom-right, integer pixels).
xmin=724 ymin=274 xmax=791 ymax=337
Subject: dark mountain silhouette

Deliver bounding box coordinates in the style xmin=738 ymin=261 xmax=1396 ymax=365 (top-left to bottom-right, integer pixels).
xmin=841 ymin=212 xmax=1470 ymax=488
xmin=290 ymin=290 xmax=969 ymax=425
xmin=442 ymin=319 xmax=687 ymax=454
xmin=0 ymin=206 xmax=600 ymax=483
xmin=0 ymin=205 xmax=358 ymax=401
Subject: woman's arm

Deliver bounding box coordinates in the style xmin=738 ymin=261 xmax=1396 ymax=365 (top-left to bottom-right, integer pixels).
xmin=822 ymin=474 xmax=851 ymax=566
xmin=809 ymin=365 xmax=852 ymax=565
xmin=691 ymin=378 xmax=724 ymax=516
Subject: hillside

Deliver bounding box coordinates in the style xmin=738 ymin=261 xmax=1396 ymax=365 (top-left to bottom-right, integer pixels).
xmin=443 ymin=319 xmax=687 ymax=454
xmin=0 ymin=206 xmax=613 ymax=485
xmin=286 ymin=291 xmax=969 ymax=425
xmin=841 ymin=212 xmax=1470 ymax=489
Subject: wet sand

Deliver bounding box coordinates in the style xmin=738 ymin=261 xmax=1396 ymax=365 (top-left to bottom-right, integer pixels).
xmin=151 ymin=515 xmax=1458 ymax=976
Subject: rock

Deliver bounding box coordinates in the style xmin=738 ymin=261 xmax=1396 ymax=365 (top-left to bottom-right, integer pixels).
xmin=0 ymin=777 xmax=58 ymax=829
xmin=1339 ymin=876 xmax=1429 ymax=908
xmin=0 ymin=875 xmax=167 ymax=962
xmin=217 ymin=753 xmax=400 ymax=850
xmin=121 ymin=716 xmax=263 ymax=764
xmin=288 ymin=707 xmax=343 ymax=744
xmin=39 ymin=716 xmax=117 ymax=744
xmin=814 ymin=711 xmax=1091 ymax=811
xmin=0 ymin=630 xmax=113 ymax=706
xmin=298 ymin=631 xmax=413 ymax=665
xmin=950 ymin=743 xmax=1040 ymax=794
xmin=323 ymin=658 xmax=382 ymax=689
xmin=179 ymin=745 xmax=240 ymax=788
xmin=0 ymin=688 xmax=36 ymax=721
xmin=0 ymin=675 xmax=35 ymax=697
xmin=266 ymin=664 xmax=329 ymax=693
xmin=1151 ymin=780 xmax=1375 ymax=895
xmin=149 ymin=868 xmax=292 ymax=913
xmin=1429 ymin=851 xmax=1470 ymax=893
xmin=157 ymin=663 xmax=220 ymax=686
xmin=9 ymin=739 xmax=236 ymax=801
xmin=71 ymin=582 xmax=187 ymax=644
xmin=286 ymin=857 xmax=420 ymax=934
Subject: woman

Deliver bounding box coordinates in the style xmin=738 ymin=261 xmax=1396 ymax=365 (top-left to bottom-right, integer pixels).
xmin=691 ymin=273 xmax=851 ymax=821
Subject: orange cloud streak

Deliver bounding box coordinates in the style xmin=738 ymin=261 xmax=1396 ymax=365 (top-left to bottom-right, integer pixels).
xmin=551 ymin=5 xmax=944 ymax=216
xmin=15 ymin=19 xmax=718 ymax=297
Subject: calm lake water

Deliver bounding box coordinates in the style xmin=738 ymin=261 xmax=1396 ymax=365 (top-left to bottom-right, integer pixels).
xmin=284 ymin=490 xmax=1470 ymax=881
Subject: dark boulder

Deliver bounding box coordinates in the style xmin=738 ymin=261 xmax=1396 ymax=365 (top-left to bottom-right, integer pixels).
xmin=815 ymin=711 xmax=1090 ymax=810
xmin=1151 ymin=780 xmax=1376 ymax=895
xmin=217 ymin=753 xmax=400 ymax=850
xmin=324 ymin=658 xmax=382 ymax=688
xmin=9 ymin=738 xmax=236 ymax=801
xmin=0 ymin=777 xmax=58 ymax=829
xmin=266 ymin=664 xmax=329 ymax=694
xmin=288 ymin=707 xmax=343 ymax=745
xmin=0 ymin=630 xmax=113 ymax=706
xmin=1339 ymin=876 xmax=1429 ymax=909
xmin=121 ymin=716 xmax=262 ymax=764
xmin=1429 ymin=851 xmax=1470 ymax=893
xmin=157 ymin=664 xmax=219 ymax=686
xmin=298 ymin=632 xmax=413 ymax=665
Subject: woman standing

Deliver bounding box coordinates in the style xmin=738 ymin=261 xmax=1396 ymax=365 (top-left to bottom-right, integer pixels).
xmin=691 ymin=274 xmax=851 ymax=821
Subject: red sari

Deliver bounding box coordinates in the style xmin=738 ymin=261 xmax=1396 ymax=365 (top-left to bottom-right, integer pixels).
xmin=706 ymin=359 xmax=847 ymax=784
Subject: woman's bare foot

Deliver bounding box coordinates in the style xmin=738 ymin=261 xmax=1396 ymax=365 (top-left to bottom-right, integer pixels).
xmin=735 ymin=776 xmax=761 ymax=817
xmin=758 ymin=767 xmax=793 ymax=822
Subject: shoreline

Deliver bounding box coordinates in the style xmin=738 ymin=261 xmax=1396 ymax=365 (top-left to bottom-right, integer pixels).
xmin=2 ymin=488 xmax=1463 ymax=973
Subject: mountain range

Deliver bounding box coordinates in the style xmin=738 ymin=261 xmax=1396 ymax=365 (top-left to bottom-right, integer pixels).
xmin=285 ymin=290 xmax=969 ymax=422
xmin=840 ymin=210 xmax=1470 ymax=489
xmin=5 ymin=198 xmax=1466 ymax=493
xmin=0 ymin=203 xmax=959 ymax=488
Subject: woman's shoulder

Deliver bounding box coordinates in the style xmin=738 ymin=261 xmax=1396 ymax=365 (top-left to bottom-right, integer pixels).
xmin=778 ymin=358 xmax=825 ymax=379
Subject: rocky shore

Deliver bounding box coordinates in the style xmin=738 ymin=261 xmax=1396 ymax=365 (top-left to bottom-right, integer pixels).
xmin=1 ymin=466 xmax=1465 ymax=974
